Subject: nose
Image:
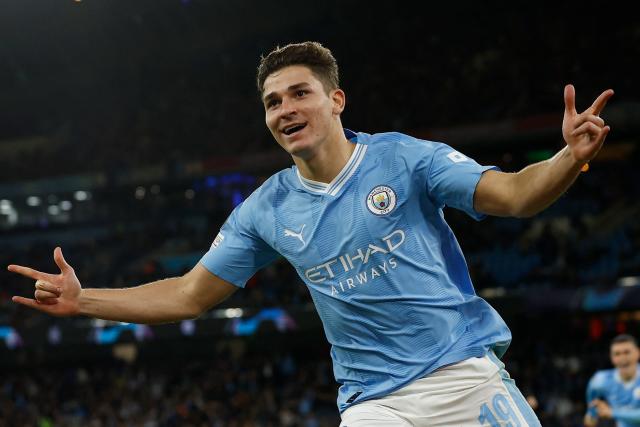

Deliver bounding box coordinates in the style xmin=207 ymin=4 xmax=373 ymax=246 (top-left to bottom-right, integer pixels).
xmin=279 ymin=96 xmax=296 ymax=117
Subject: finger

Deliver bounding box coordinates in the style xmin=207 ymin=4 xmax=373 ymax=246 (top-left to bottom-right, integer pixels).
xmin=53 ymin=247 xmax=73 ymax=274
xmin=12 ymin=296 xmax=59 ymax=310
xmin=7 ymin=264 xmax=53 ymax=281
xmin=571 ymin=122 xmax=601 ymax=137
xmin=573 ymin=114 xmax=605 ymax=129
xmin=35 ymin=279 xmax=62 ymax=295
xmin=35 ymin=289 xmax=60 ymax=301
xmin=593 ymin=125 xmax=611 ymax=146
xmin=589 ymin=89 xmax=614 ymax=116
xmin=564 ymin=84 xmax=576 ymax=116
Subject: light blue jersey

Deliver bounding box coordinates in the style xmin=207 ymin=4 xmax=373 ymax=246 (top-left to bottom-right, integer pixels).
xmin=201 ymin=129 xmax=512 ymax=412
xmin=587 ymin=367 xmax=640 ymax=426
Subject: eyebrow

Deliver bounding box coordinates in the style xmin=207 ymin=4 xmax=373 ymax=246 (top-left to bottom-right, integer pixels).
xmin=263 ymin=82 xmax=311 ymax=103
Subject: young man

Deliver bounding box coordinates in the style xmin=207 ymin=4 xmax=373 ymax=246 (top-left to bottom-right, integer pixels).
xmin=585 ymin=334 xmax=640 ymax=427
xmin=9 ymin=42 xmax=613 ymax=426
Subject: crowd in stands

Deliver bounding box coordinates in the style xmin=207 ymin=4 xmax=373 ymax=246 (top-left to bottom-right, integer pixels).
xmin=2 ymin=159 xmax=638 ymax=317
xmin=1 ymin=339 xmax=340 ymax=427
xmin=0 ymin=313 xmax=631 ymax=427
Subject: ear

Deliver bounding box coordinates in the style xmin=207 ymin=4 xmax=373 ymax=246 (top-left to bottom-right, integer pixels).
xmin=331 ymin=89 xmax=346 ymax=115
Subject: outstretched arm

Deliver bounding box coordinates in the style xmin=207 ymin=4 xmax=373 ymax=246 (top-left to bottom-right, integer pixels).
xmin=8 ymin=247 xmax=238 ymax=324
xmin=474 ymin=84 xmax=613 ymax=218
xmin=589 ymin=399 xmax=640 ymax=424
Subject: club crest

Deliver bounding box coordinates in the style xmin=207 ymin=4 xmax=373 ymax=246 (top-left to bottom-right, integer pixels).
xmin=366 ymin=185 xmax=397 ymax=215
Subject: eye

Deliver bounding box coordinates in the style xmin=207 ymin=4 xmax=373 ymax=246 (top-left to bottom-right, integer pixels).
xmin=295 ymin=90 xmax=307 ymax=97
xmin=266 ymin=99 xmax=280 ymax=109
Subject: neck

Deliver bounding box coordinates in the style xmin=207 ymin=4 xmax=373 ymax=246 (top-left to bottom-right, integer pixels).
xmin=294 ymin=126 xmax=355 ymax=184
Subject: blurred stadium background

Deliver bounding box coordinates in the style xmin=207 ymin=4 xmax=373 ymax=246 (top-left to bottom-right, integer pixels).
xmin=1 ymin=1 xmax=639 ymax=426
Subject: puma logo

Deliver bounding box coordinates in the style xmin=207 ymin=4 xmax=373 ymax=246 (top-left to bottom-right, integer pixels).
xmin=284 ymin=224 xmax=306 ymax=247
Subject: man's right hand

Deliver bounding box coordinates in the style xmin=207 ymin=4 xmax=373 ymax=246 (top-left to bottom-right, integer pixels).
xmin=8 ymin=247 xmax=81 ymax=317
xmin=584 ymin=413 xmax=597 ymax=427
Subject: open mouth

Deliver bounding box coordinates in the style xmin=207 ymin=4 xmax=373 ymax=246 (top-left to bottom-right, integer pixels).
xmin=282 ymin=123 xmax=307 ymax=136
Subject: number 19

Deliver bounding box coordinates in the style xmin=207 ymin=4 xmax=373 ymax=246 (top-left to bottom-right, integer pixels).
xmin=478 ymin=393 xmax=522 ymax=427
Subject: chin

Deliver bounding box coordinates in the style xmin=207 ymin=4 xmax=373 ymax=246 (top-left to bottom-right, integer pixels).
xmin=285 ymin=139 xmax=316 ymax=158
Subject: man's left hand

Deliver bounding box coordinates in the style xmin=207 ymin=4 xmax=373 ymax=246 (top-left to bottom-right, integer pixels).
xmin=562 ymin=84 xmax=614 ymax=165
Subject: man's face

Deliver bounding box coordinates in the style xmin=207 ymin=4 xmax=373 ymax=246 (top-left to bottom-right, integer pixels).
xmin=262 ymin=65 xmax=343 ymax=158
xmin=610 ymin=342 xmax=640 ymax=373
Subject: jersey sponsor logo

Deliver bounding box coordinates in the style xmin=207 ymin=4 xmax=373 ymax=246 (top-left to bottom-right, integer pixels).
xmin=366 ymin=185 xmax=397 ymax=215
xmin=634 ymin=387 xmax=640 ymax=399
xmin=447 ymin=150 xmax=468 ymax=163
xmin=328 ymin=257 xmax=398 ymax=296
xmin=284 ymin=224 xmax=306 ymax=248
xmin=304 ymin=229 xmax=405 ymax=286
xmin=211 ymin=232 xmax=224 ymax=249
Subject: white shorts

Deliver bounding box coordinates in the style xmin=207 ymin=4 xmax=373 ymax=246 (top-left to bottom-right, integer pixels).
xmin=339 ymin=352 xmax=541 ymax=427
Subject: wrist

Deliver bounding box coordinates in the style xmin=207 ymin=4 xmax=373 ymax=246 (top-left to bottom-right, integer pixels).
xmin=560 ymin=146 xmax=587 ymax=171
xmin=77 ymin=288 xmax=90 ymax=316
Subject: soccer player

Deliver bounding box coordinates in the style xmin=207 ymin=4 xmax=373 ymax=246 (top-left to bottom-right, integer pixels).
xmin=585 ymin=334 xmax=640 ymax=427
xmin=8 ymin=42 xmax=613 ymax=426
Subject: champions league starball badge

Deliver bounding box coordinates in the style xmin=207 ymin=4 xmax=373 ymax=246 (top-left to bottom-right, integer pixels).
xmin=366 ymin=185 xmax=397 ymax=215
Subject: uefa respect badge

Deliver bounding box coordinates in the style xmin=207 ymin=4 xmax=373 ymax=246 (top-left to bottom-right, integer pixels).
xmin=366 ymin=185 xmax=397 ymax=215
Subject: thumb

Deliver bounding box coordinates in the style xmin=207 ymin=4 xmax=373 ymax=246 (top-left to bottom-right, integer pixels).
xmin=564 ymin=84 xmax=576 ymax=116
xmin=53 ymin=247 xmax=73 ymax=273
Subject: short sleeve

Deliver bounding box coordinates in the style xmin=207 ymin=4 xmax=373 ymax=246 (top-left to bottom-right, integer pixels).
xmin=585 ymin=371 xmax=607 ymax=418
xmin=425 ymin=142 xmax=498 ymax=220
xmin=199 ymin=199 xmax=279 ymax=288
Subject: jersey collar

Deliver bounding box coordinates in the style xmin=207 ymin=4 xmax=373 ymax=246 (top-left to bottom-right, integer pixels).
xmin=295 ymin=129 xmax=367 ymax=196
xmin=615 ymin=366 xmax=640 ymax=387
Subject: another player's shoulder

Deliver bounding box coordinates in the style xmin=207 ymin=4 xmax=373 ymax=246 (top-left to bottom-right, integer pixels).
xmin=589 ymin=368 xmax=616 ymax=387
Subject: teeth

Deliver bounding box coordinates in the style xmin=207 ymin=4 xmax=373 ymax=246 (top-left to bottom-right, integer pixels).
xmin=284 ymin=124 xmax=305 ymax=135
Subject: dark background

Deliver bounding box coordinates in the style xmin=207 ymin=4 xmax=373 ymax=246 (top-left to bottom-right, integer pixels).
xmin=1 ymin=1 xmax=638 ymax=178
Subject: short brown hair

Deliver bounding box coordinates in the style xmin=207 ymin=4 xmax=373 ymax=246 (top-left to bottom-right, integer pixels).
xmin=612 ymin=334 xmax=638 ymax=347
xmin=256 ymin=41 xmax=339 ymax=95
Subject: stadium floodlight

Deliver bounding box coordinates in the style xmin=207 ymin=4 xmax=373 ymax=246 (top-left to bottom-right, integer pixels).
xmin=74 ymin=191 xmax=90 ymax=201
xmin=93 ymin=319 xmax=107 ymax=327
xmin=26 ymin=196 xmax=41 ymax=207
xmin=224 ymin=308 xmax=244 ymax=318
xmin=135 ymin=186 xmax=146 ymax=200
xmin=479 ymin=287 xmax=506 ymax=298
xmin=0 ymin=200 xmax=18 ymax=226
xmin=619 ymin=276 xmax=640 ymax=287
xmin=48 ymin=325 xmax=62 ymax=345
xmin=180 ymin=319 xmax=196 ymax=336
xmin=47 ymin=205 xmax=60 ymax=215
xmin=60 ymin=200 xmax=73 ymax=211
